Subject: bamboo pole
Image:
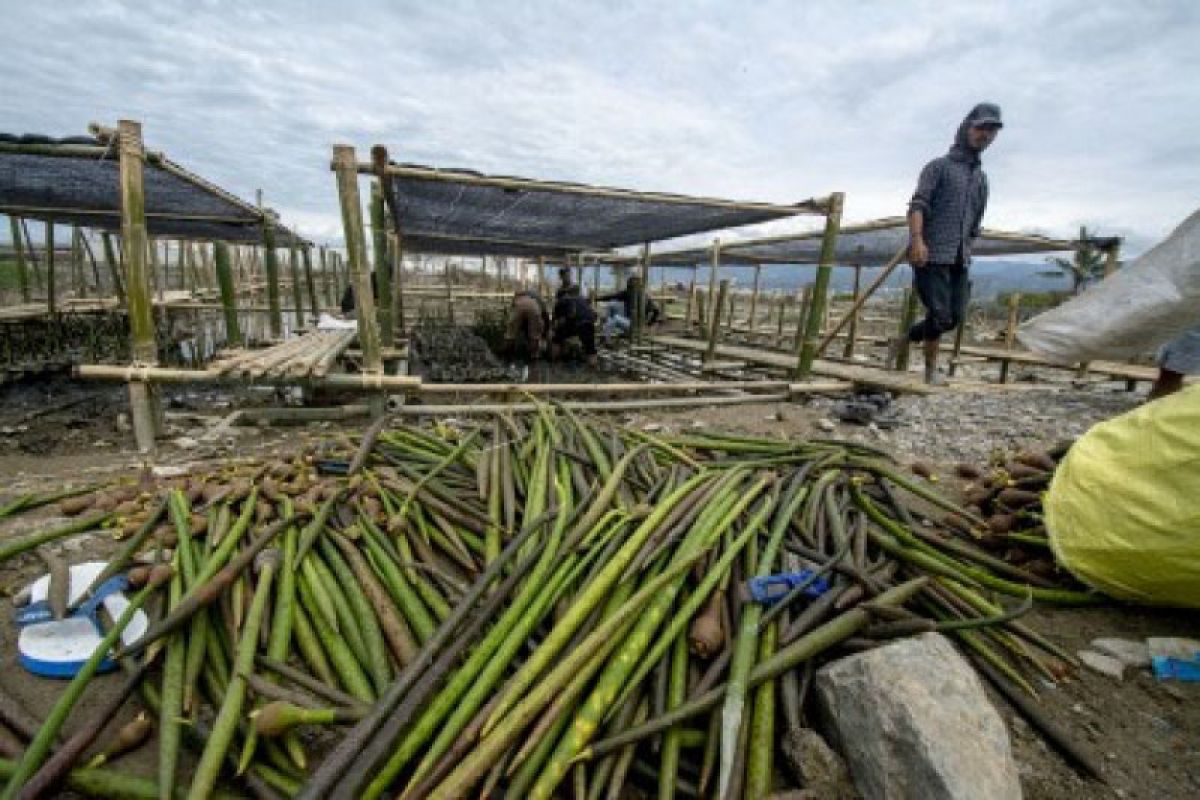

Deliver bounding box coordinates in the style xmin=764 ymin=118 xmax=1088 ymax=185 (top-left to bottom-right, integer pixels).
xmin=775 ymin=295 xmax=786 ymax=346
xmin=796 ymin=192 xmax=844 ymax=379
xmin=815 ymin=245 xmax=907 ymax=357
xmin=214 ymin=242 xmax=241 ymax=347
xmin=391 ymin=233 xmax=405 ymax=336
xmin=100 ymin=232 xmax=124 ymax=305
xmin=9 ymin=216 xmax=30 ymax=303
xmin=725 ymin=288 xmax=735 ymax=332
xmin=705 ymin=278 xmax=731 ymax=368
xmin=118 ymin=120 xmax=160 ymax=454
xmin=44 ymin=220 xmax=56 ymax=314
xmin=262 ymin=213 xmax=283 ymax=338
xmin=537 ymin=256 xmax=546 ymax=298
xmin=894 ymin=288 xmax=919 ymax=371
xmin=80 ymin=233 xmax=102 ymax=296
xmin=303 ymin=244 xmax=320 ymax=322
xmin=792 ymin=286 xmax=811 ymax=354
xmin=748 ymin=264 xmax=762 ymax=334
xmin=946 ymin=280 xmax=971 ymax=378
xmin=19 ymin=218 xmax=43 ymax=291
xmin=999 ymin=292 xmax=1021 ymax=384
xmin=706 ymin=239 xmax=720 ymax=333
xmin=333 ymin=145 xmax=384 ymax=415
xmin=683 ymin=265 xmax=697 ymax=330
xmin=842 ymin=264 xmax=862 ymax=358
xmin=370 ymin=181 xmax=394 ymax=346
xmin=289 ymin=243 xmax=305 ymax=330
xmin=634 ymin=243 xmax=650 ymax=341
xmin=320 ymin=246 xmax=332 ymax=310
xmin=70 ymin=225 xmax=85 ymax=298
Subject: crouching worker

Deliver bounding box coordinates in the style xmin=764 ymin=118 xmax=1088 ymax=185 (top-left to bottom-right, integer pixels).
xmin=598 ymin=275 xmax=660 ymax=339
xmin=506 ymin=290 xmax=546 ymax=362
xmin=551 ymin=285 xmax=598 ymax=367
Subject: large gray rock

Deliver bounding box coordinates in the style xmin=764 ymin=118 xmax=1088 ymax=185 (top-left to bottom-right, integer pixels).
xmin=815 ymin=633 xmax=1021 ymax=800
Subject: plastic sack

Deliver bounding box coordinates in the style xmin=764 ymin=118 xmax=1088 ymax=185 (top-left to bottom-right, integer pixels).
xmin=1045 ymin=383 xmax=1200 ymax=607
xmin=1017 ymin=208 xmax=1200 ymax=363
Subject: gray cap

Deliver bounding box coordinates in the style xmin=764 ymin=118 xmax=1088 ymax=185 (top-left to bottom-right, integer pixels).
xmin=969 ymin=102 xmax=1003 ymax=128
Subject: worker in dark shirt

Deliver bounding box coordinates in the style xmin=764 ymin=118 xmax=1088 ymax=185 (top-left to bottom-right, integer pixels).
xmin=907 ymin=102 xmax=1002 ymax=384
xmin=551 ymin=285 xmax=597 ymax=367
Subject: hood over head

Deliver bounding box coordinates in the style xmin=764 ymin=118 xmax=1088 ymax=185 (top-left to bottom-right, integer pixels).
xmin=949 ymin=102 xmax=1003 ymax=164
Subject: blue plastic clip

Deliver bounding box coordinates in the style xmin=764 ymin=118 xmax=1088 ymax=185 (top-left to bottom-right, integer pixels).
xmin=746 ymin=571 xmax=830 ymax=605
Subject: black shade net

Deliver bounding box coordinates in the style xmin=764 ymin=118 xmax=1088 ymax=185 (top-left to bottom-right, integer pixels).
xmin=387 ymin=163 xmax=807 ymax=256
xmin=633 ymin=218 xmax=1082 ymax=267
xmin=0 ymin=134 xmax=304 ymax=245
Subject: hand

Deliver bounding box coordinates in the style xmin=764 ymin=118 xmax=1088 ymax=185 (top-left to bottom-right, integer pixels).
xmin=909 ymin=238 xmax=929 ymax=268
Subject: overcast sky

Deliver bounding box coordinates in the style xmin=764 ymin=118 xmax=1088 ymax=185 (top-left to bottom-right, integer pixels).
xmin=3 ymin=0 xmax=1197 ymax=255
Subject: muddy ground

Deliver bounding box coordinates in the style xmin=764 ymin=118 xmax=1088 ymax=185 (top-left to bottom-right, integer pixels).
xmin=1 ymin=374 xmax=1198 ymax=798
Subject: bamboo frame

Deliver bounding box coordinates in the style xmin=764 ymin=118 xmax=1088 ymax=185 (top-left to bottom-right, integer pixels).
xmin=814 ymin=245 xmax=907 ymax=357
xmin=796 ymin=192 xmax=844 ymax=379
xmin=289 ymin=243 xmax=305 ymax=330
xmin=9 ymin=216 xmax=30 ymax=302
xmin=262 ymin=213 xmax=283 ymax=338
xmin=705 ymin=279 xmax=730 ymax=366
xmin=842 ymin=265 xmax=862 ymax=358
xmin=333 ymin=144 xmax=385 ymax=415
xmin=303 ymin=244 xmax=320 ymax=321
xmin=363 ymin=161 xmax=825 ymax=215
xmin=370 ymin=181 xmax=394 ymax=344
xmin=45 ymin=219 xmax=55 ymax=314
xmin=213 ymin=242 xmax=241 ymax=347
xmin=894 ymin=288 xmax=919 ymax=371
xmin=118 ymin=120 xmax=160 ymax=454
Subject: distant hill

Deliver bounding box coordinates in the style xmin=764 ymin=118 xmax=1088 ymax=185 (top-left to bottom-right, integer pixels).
xmin=648 ymin=258 xmax=1073 ymax=301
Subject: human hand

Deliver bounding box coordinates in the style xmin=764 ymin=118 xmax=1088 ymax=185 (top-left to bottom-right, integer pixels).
xmin=909 ymin=238 xmax=929 ymax=268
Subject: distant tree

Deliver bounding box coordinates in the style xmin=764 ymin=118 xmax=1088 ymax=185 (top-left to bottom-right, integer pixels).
xmin=1040 ymin=225 xmax=1108 ymax=294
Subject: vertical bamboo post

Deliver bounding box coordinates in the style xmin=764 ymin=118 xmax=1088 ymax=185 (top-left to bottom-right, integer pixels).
xmin=634 ymin=242 xmax=650 ymax=341
xmin=333 ymin=145 xmax=384 ymax=414
xmin=262 ymin=214 xmax=283 ymax=338
xmin=19 ymin=219 xmax=44 ymax=291
xmin=796 ymin=192 xmax=844 ymax=379
xmin=391 ymin=233 xmax=405 ymax=337
xmin=214 ymin=241 xmax=241 ymax=347
xmin=776 ymin=294 xmax=786 ymax=346
xmin=696 ymin=290 xmax=707 ymax=331
xmin=101 ymin=232 xmax=125 ymax=306
xmin=706 ymin=279 xmax=730 ymax=366
xmin=684 ymin=265 xmax=696 ymax=329
xmin=44 ymin=220 xmax=56 ymax=314
xmin=706 ymin=239 xmax=720 ymax=329
xmin=999 ymin=292 xmax=1021 ymax=384
xmin=288 ymin=243 xmax=305 ymax=330
xmin=748 ymin=264 xmax=762 ymax=335
xmin=793 ymin=286 xmax=811 ymax=354
xmin=319 ymin=246 xmax=332 ymax=310
xmin=724 ymin=287 xmax=735 ymax=332
xmin=70 ymin=225 xmax=85 ymax=298
xmin=146 ymin=238 xmax=160 ymax=301
xmin=537 ymin=256 xmax=546 ymax=298
xmin=445 ymin=260 xmax=455 ymax=325
xmin=947 ymin=289 xmax=970 ymax=377
xmin=370 ymin=181 xmax=394 ymax=345
xmin=9 ymin=216 xmax=31 ymax=303
xmin=80 ymin=232 xmax=103 ymax=296
xmin=118 ymin=120 xmax=160 ymax=454
xmin=842 ymin=264 xmax=862 ymax=358
xmin=894 ymin=288 xmax=920 ymax=371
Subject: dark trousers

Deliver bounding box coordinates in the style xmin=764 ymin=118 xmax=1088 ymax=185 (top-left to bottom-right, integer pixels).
xmin=908 ymin=263 xmax=968 ymax=342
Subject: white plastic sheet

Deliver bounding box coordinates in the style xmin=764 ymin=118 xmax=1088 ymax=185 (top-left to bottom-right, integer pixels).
xmin=1017 ymin=208 xmax=1200 ymax=363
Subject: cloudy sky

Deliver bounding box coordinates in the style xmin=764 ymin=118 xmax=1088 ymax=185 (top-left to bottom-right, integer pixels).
xmin=3 ymin=0 xmax=1197 ymax=255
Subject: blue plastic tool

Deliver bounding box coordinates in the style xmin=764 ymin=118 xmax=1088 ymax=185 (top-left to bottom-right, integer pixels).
xmin=746 ymin=570 xmax=830 ymax=604
xmin=15 ymin=575 xmax=129 ymax=627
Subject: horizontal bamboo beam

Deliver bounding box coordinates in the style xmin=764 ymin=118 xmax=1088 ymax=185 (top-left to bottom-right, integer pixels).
xmin=75 ymin=364 xmax=420 ymax=389
xmin=352 ymin=160 xmax=823 ymax=215
xmin=419 ymin=380 xmax=792 ymax=395
xmin=388 ymin=393 xmax=793 ymax=415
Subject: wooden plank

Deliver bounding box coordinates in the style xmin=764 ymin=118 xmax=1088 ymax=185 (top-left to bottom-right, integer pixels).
xmin=650 ymin=334 xmax=934 ymax=394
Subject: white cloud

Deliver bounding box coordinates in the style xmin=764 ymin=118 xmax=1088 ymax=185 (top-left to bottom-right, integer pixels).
xmin=2 ymin=0 xmax=1198 ymax=257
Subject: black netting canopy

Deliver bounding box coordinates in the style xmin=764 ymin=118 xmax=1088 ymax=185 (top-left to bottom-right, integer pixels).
xmin=0 ymin=134 xmax=304 ymax=245
xmin=381 ymin=162 xmax=818 ymax=256
xmin=623 ymin=217 xmax=1086 ymax=267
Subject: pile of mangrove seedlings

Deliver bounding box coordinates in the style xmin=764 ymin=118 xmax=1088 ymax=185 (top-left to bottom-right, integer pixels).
xmin=0 ymin=410 xmax=1100 ymax=799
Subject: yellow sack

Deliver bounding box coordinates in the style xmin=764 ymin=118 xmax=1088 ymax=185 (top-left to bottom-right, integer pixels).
xmin=1045 ymin=383 xmax=1200 ymax=607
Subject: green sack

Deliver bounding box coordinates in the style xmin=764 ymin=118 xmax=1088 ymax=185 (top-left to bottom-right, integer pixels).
xmin=1046 ymin=383 xmax=1200 ymax=607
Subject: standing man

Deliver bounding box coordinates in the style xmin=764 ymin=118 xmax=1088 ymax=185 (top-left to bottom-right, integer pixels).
xmin=907 ymin=102 xmax=1003 ymax=384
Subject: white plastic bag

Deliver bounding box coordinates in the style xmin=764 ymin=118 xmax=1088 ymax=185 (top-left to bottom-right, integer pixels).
xmin=1017 ymin=208 xmax=1200 ymax=363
